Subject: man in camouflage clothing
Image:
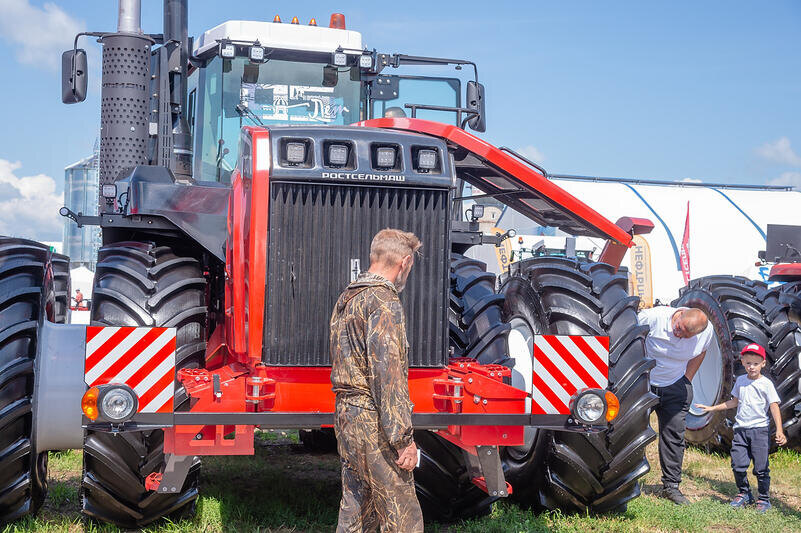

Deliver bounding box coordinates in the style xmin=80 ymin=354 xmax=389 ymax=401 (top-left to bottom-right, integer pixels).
xmin=330 ymin=228 xmax=424 ymax=533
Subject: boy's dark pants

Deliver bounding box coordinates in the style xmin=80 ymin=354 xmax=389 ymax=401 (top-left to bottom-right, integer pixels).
xmin=731 ymin=426 xmax=771 ymax=502
xmin=651 ymin=375 xmax=693 ymax=487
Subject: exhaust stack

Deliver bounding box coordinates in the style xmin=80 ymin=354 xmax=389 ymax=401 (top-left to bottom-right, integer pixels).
xmin=98 ymin=0 xmax=152 ymax=211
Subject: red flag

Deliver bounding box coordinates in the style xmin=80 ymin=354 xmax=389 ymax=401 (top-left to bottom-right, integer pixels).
xmin=680 ymin=201 xmax=691 ymax=285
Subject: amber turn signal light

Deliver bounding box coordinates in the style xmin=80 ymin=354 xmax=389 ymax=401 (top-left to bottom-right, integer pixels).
xmin=82 ymin=386 xmax=100 ymax=421
xmin=605 ymin=390 xmax=620 ymax=422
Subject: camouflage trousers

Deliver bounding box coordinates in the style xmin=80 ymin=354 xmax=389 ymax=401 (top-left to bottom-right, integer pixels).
xmin=334 ymin=401 xmax=424 ymax=533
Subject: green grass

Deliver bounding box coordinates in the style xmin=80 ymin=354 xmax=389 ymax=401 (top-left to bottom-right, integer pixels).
xmin=4 ymin=431 xmax=801 ymax=533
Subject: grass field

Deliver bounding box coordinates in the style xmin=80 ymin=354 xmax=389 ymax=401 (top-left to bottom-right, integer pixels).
xmin=4 ymin=427 xmax=801 ymax=533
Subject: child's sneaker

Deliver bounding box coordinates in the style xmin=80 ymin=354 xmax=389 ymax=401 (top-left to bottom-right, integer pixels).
xmin=730 ymin=493 xmax=755 ymax=508
xmin=756 ymin=500 xmax=772 ymax=513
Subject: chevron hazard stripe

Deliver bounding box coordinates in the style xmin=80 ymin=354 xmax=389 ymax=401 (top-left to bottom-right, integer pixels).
xmin=531 ymin=335 xmax=609 ymax=415
xmin=84 ymin=326 xmax=177 ymax=413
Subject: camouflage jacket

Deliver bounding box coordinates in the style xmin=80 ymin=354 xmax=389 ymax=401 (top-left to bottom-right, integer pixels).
xmin=330 ymin=272 xmax=414 ymax=451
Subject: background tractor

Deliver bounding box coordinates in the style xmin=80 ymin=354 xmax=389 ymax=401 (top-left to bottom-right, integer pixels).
xmin=672 ymin=224 xmax=801 ymax=453
xmin=0 ymin=0 xmax=656 ymax=527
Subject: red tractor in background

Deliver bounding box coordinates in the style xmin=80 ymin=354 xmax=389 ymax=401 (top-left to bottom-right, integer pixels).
xmin=0 ymin=0 xmax=656 ymax=527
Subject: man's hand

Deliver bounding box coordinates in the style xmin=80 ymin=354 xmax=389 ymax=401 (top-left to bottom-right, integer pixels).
xmin=396 ymin=441 xmax=417 ymax=471
xmin=694 ymin=403 xmax=713 ymax=413
xmin=776 ymin=430 xmax=788 ymax=446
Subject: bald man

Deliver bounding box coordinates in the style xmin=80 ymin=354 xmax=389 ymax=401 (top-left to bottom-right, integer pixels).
xmin=638 ymin=306 xmax=713 ymax=505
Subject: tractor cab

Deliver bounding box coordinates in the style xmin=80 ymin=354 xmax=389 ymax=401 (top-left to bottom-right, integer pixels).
xmin=188 ymin=15 xmax=482 ymax=183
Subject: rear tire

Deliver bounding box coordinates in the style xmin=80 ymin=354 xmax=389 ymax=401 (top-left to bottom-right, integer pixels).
xmin=413 ymin=254 xmax=506 ymax=522
xmin=673 ymin=276 xmax=771 ymax=452
xmin=762 ymin=282 xmax=801 ymax=451
xmin=81 ymin=242 xmax=206 ymax=528
xmin=50 ymin=253 xmax=70 ymax=324
xmin=0 ymin=237 xmax=53 ymax=523
xmin=500 ymin=257 xmax=657 ymax=513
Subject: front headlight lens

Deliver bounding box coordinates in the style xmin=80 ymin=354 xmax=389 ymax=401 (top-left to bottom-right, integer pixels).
xmin=100 ymin=387 xmax=136 ymax=421
xmin=575 ymin=392 xmax=604 ymax=423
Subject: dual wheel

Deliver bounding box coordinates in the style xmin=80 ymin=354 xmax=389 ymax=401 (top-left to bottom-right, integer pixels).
xmin=414 ymin=254 xmax=657 ymax=519
xmin=674 ymin=276 xmax=801 ymax=452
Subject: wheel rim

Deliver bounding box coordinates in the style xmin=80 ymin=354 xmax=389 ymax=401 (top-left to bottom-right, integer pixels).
xmin=506 ymin=317 xmax=538 ymax=459
xmin=687 ymin=332 xmax=724 ymax=427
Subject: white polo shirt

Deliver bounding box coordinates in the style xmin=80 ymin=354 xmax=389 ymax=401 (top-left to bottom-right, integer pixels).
xmin=637 ymin=306 xmax=714 ymax=387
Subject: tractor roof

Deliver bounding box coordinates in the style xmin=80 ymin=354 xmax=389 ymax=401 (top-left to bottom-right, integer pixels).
xmin=193 ymin=20 xmax=363 ymax=57
xmin=358 ymin=118 xmax=633 ymax=245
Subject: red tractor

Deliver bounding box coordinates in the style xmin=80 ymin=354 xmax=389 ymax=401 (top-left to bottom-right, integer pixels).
xmin=0 ymin=0 xmax=656 ymax=527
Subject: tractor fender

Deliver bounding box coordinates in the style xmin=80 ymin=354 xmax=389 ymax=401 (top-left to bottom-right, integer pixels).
xmin=33 ymin=321 xmax=87 ymax=453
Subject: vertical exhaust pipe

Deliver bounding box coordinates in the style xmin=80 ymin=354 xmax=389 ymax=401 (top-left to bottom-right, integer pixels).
xmin=117 ymin=0 xmax=142 ymax=33
xmin=98 ymin=0 xmax=152 ymax=212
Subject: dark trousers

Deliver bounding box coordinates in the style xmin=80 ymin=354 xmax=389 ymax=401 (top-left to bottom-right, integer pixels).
xmin=731 ymin=426 xmax=771 ymax=502
xmin=651 ymin=375 xmax=693 ymax=487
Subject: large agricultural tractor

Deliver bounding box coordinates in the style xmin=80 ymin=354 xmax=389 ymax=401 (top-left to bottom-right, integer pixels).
xmin=0 ymin=0 xmax=658 ymax=527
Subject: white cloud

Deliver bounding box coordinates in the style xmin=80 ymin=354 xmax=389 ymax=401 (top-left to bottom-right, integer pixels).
xmin=0 ymin=0 xmax=83 ymax=70
xmin=0 ymin=159 xmax=63 ymax=240
xmin=516 ymin=145 xmax=546 ymax=164
xmin=756 ymin=137 xmax=801 ymax=167
xmin=681 ymin=177 xmax=702 ymax=183
xmin=767 ymin=171 xmax=801 ymax=190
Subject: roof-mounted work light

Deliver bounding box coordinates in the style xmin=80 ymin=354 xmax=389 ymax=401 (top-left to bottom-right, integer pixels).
xmin=219 ymin=42 xmax=235 ymax=59
xmin=249 ymin=44 xmax=265 ymax=62
xmin=332 ymin=52 xmax=347 ymax=67
xmin=359 ymin=54 xmax=373 ymax=69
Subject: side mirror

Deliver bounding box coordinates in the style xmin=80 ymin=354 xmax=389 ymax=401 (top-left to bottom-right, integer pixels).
xmin=62 ymin=49 xmax=87 ymax=104
xmin=466 ymin=81 xmax=486 ymax=132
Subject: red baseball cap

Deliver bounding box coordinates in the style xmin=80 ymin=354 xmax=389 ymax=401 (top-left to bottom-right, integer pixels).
xmin=740 ymin=343 xmax=766 ymax=360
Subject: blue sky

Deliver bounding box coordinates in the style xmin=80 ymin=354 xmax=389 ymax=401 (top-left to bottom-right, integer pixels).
xmin=0 ymin=0 xmax=799 ymax=241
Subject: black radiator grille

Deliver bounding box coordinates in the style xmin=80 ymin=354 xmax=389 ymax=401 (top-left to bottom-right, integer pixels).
xmin=263 ymin=182 xmax=450 ymax=367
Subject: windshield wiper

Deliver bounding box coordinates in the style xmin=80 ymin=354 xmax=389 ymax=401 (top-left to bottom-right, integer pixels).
xmin=235 ymin=104 xmax=264 ymax=126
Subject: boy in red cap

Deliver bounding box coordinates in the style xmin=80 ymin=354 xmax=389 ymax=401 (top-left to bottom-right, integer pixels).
xmin=696 ymin=343 xmax=786 ymax=512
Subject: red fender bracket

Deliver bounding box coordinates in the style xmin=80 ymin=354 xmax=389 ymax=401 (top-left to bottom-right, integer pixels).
xmin=598 ymin=216 xmax=655 ymax=270
xmin=434 ymin=358 xmax=525 ymax=447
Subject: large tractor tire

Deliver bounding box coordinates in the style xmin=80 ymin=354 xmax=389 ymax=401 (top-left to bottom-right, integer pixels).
xmin=762 ymin=282 xmax=801 ymax=451
xmin=673 ymin=276 xmax=771 ymax=453
xmin=82 ymin=242 xmax=207 ymax=528
xmin=0 ymin=237 xmax=54 ymax=523
xmin=413 ymin=254 xmax=506 ymax=522
xmin=50 ymin=253 xmax=70 ymax=324
xmin=500 ymin=257 xmax=657 ymax=513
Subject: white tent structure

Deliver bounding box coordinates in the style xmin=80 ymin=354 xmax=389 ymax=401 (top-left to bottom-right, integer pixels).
xmin=469 ymin=176 xmax=801 ymax=303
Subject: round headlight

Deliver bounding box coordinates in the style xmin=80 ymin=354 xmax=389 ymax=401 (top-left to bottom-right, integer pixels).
xmin=100 ymin=387 xmax=137 ymax=421
xmin=575 ymin=392 xmax=605 ymax=424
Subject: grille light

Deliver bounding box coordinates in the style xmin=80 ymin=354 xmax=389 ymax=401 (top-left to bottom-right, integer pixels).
xmin=220 ymin=42 xmax=235 ymax=58
xmin=375 ymin=147 xmax=396 ymax=168
xmin=417 ymin=149 xmax=437 ymax=170
xmin=286 ymin=142 xmax=306 ymax=164
xmin=328 ymin=144 xmax=349 ymax=166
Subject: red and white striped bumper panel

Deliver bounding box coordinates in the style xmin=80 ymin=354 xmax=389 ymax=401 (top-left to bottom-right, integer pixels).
xmin=84 ymin=326 xmax=177 ymax=413
xmin=531 ymin=335 xmax=609 ymax=415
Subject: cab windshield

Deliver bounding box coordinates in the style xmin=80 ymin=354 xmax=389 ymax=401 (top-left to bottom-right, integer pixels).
xmin=192 ymin=56 xmax=363 ymax=183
